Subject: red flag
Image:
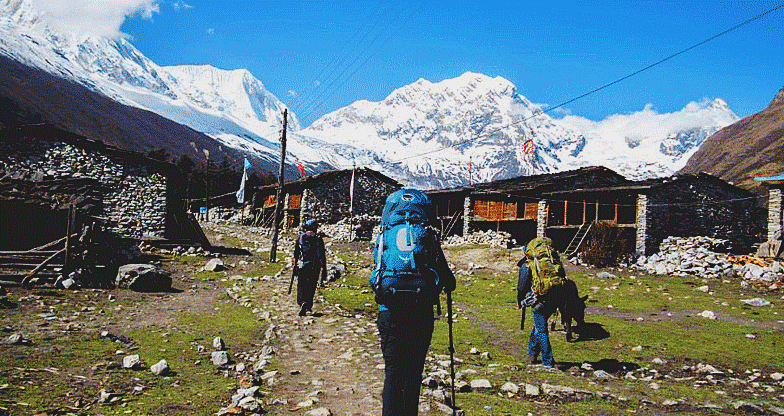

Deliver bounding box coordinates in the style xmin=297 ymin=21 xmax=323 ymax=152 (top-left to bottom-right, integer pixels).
xmin=297 ymin=163 xmax=306 ymax=177
xmin=523 ymin=139 xmax=535 ymax=155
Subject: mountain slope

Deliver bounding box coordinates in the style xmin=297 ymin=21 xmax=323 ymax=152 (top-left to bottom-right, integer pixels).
xmin=0 ymin=53 xmax=242 ymax=166
xmin=679 ymin=85 xmax=784 ymax=191
xmin=0 ymin=0 xmax=301 ymax=172
xmin=298 ymin=72 xmax=739 ymax=188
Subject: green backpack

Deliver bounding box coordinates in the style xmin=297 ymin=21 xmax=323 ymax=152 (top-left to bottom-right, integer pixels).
xmin=525 ymin=237 xmax=566 ymax=295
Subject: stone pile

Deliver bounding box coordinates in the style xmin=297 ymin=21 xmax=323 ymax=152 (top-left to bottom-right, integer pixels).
xmin=633 ymin=236 xmax=783 ymax=290
xmin=442 ymin=230 xmax=514 ymax=248
xmin=320 ymin=215 xmax=380 ymax=241
xmin=634 ymin=236 xmax=734 ymax=279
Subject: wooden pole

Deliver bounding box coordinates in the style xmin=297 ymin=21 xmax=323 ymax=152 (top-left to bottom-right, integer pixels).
xmin=270 ymin=109 xmax=288 ymax=263
xmin=22 ymin=248 xmax=66 ymax=288
xmin=204 ymin=152 xmax=211 ymax=222
xmin=63 ymin=204 xmax=75 ymax=276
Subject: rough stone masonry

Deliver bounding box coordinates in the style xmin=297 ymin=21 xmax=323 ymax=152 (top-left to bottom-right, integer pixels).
xmin=0 ymin=135 xmax=168 ymax=238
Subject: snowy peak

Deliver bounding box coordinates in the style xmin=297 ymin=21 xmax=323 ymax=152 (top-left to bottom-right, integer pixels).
xmin=300 ymin=72 xmax=586 ymax=188
xmin=162 ymin=64 xmax=299 ymax=131
xmin=0 ymin=1 xmax=299 ymax=164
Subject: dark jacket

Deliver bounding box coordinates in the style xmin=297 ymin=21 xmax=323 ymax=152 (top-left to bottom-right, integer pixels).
xmin=293 ymin=231 xmax=327 ymax=279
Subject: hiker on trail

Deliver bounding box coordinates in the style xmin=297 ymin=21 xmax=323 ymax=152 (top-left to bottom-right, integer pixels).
xmin=293 ymin=219 xmax=327 ymax=316
xmin=516 ymin=237 xmax=566 ymax=368
xmin=370 ymin=188 xmax=457 ymax=416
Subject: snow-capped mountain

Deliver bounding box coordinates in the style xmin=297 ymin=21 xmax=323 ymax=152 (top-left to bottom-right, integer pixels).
xmin=0 ymin=0 xmax=298 ymax=165
xmin=0 ymin=0 xmax=740 ymax=188
xmin=558 ymin=98 xmax=738 ymax=180
xmin=297 ymin=73 xmax=738 ymax=187
xmin=296 ymin=73 xmax=587 ymax=188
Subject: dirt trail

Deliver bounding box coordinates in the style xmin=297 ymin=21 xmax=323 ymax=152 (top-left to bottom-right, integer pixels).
xmin=257 ymin=271 xmax=384 ymax=415
xmin=204 ymin=224 xmax=387 ymax=415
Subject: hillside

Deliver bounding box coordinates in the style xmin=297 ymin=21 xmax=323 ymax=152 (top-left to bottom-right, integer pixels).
xmin=679 ymin=85 xmax=784 ymax=193
xmin=0 ymin=54 xmax=274 ymax=173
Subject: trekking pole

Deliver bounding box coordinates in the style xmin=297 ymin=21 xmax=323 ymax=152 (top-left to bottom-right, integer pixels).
xmin=288 ymin=266 xmax=297 ymax=295
xmin=446 ymin=290 xmax=457 ymax=415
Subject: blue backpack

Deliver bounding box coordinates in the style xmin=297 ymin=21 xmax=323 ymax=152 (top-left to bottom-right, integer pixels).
xmin=369 ymin=189 xmax=442 ymax=305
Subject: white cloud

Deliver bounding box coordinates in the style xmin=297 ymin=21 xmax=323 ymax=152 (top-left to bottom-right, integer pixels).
xmin=29 ymin=0 xmax=160 ymax=38
xmin=288 ymin=90 xmax=297 ymax=97
xmin=313 ymin=80 xmax=321 ymax=87
xmin=206 ymin=28 xmax=215 ymax=35
xmin=173 ymin=1 xmax=193 ymax=11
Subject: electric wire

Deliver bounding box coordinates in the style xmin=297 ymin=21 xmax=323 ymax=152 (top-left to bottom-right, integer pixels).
xmin=296 ymin=1 xmax=421 ymax=124
xmin=290 ymin=0 xmax=391 ymax=118
xmin=384 ymin=2 xmax=784 ymax=164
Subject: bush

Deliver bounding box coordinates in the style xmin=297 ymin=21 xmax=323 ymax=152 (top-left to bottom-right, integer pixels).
xmin=580 ymin=222 xmax=633 ymax=267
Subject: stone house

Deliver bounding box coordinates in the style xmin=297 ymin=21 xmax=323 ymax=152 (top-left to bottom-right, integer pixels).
xmin=252 ymin=168 xmax=400 ymax=229
xmin=0 ymin=124 xmax=194 ymax=249
xmin=754 ymin=173 xmax=784 ymax=257
xmin=426 ymin=166 xmax=762 ymax=256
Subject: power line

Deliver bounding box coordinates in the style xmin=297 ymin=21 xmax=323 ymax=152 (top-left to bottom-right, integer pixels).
xmin=297 ymin=2 xmax=421 ymax=124
xmin=290 ymin=0 xmax=391 ymax=117
xmin=387 ymin=2 xmax=784 ymax=164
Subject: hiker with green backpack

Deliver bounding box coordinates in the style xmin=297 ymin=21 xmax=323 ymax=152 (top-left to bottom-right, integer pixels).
xmin=517 ymin=237 xmax=566 ymax=368
xmin=370 ymin=188 xmax=457 ymax=416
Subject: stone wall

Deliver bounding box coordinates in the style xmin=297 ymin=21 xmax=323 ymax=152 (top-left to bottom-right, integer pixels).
xmin=300 ymin=171 xmax=398 ymax=226
xmin=0 ymin=136 xmax=169 ymax=238
xmin=768 ymin=188 xmax=782 ymax=244
xmin=644 ymin=178 xmax=761 ymax=255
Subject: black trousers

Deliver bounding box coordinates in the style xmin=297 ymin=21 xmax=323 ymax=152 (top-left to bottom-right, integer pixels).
xmin=296 ymin=266 xmax=319 ymax=311
xmin=377 ymin=303 xmax=434 ymax=416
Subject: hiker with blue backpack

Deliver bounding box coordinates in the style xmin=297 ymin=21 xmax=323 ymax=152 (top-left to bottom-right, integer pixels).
xmin=370 ymin=189 xmax=457 ymax=416
xmin=292 ymin=219 xmax=327 ymax=316
xmin=516 ymin=237 xmax=566 ymax=368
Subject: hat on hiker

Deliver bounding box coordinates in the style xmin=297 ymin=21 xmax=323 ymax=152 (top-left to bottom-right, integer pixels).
xmin=304 ymin=219 xmax=319 ymax=231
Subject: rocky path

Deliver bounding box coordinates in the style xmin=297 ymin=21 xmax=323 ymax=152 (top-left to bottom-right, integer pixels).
xmin=206 ymin=221 xmax=387 ymax=416
xmin=258 ymin=272 xmax=384 ymax=415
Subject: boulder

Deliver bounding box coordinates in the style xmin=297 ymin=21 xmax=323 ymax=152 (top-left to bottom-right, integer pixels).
xmin=151 ymin=359 xmax=170 ymax=376
xmin=204 ymin=258 xmax=226 ymax=272
xmin=115 ymin=264 xmax=171 ymax=292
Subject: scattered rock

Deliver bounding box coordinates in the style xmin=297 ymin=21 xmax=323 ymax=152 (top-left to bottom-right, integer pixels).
xmin=122 ymin=355 xmax=143 ymax=370
xmin=204 ymin=258 xmax=226 ymax=272
xmin=115 ymin=264 xmax=172 ymax=292
xmin=470 ymin=379 xmax=492 ymax=389
xmin=593 ymin=370 xmax=615 ymax=379
xmin=698 ymin=310 xmax=716 ymax=320
xmin=212 ymin=351 xmax=230 ymax=366
xmin=213 ymin=336 xmax=225 ymax=350
xmin=524 ymin=383 xmax=540 ymax=396
xmin=304 ymin=408 xmax=332 ymax=416
xmin=500 ymin=382 xmax=519 ymax=394
xmin=150 ymin=359 xmax=170 ymax=376
xmin=742 ymin=298 xmax=771 ymax=307
xmin=731 ymin=401 xmax=765 ymax=414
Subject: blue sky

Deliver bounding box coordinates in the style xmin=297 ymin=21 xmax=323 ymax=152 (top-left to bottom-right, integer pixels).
xmin=116 ymin=0 xmax=784 ymax=126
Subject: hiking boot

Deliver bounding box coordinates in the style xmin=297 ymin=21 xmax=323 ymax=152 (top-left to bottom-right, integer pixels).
xmin=298 ymin=304 xmax=308 ymax=316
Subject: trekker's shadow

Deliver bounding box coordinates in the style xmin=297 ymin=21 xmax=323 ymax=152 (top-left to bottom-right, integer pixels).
xmin=557 ymin=358 xmax=640 ymax=373
xmin=572 ymin=322 xmax=610 ymax=342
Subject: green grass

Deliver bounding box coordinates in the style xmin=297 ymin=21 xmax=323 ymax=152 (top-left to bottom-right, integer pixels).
xmin=0 ymin=287 xmax=266 ymax=416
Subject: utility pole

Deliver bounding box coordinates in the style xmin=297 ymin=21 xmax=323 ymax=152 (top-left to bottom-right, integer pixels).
xmin=270 ymin=109 xmax=288 ymax=263
xmin=203 ymin=149 xmax=210 ymax=222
